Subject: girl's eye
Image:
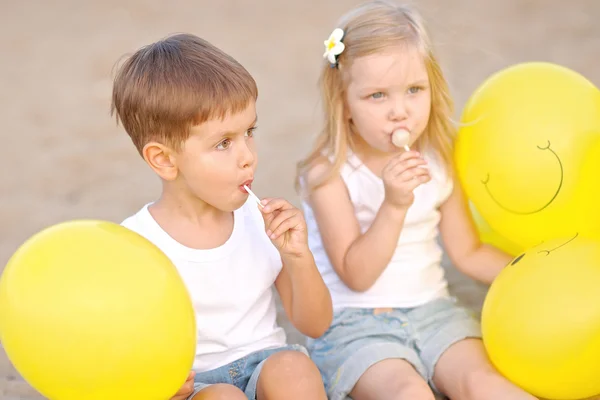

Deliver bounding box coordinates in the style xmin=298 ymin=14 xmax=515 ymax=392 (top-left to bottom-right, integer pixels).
xmin=408 ymin=86 xmax=422 ymax=94
xmin=216 ymin=139 xmax=231 ymax=150
xmin=371 ymin=92 xmax=384 ymax=99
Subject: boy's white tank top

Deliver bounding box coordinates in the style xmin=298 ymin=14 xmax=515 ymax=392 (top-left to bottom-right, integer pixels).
xmin=302 ymin=151 xmax=452 ymax=310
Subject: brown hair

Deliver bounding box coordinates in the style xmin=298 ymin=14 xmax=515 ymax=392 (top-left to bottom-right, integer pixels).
xmin=111 ymin=33 xmax=258 ymax=155
xmin=297 ymin=1 xmax=455 ymax=194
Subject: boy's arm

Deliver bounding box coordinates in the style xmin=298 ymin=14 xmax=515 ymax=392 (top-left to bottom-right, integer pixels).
xmin=274 ymin=252 xmax=333 ymax=338
xmin=259 ymin=197 xmax=332 ymax=338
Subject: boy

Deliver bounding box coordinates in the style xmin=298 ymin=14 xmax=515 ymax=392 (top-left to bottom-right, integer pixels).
xmin=112 ymin=33 xmax=332 ymax=400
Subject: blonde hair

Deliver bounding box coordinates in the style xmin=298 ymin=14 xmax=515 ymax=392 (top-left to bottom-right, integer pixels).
xmin=296 ymin=0 xmax=455 ymax=194
xmin=111 ymin=33 xmax=258 ymax=155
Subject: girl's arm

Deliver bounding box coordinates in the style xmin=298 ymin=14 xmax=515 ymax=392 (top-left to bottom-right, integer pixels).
xmin=306 ymin=153 xmax=427 ymax=292
xmin=439 ymin=181 xmax=513 ymax=284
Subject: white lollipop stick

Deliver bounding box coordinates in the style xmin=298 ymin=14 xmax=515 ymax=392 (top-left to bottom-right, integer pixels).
xmin=392 ymin=129 xmax=410 ymax=151
xmin=244 ymin=185 xmax=264 ymax=208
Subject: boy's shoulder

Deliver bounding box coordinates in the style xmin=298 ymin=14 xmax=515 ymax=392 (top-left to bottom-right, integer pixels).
xmin=119 ymin=199 xmax=261 ymax=235
xmin=119 ymin=200 xmax=280 ymax=266
xmin=120 ymin=203 xmax=152 ymax=236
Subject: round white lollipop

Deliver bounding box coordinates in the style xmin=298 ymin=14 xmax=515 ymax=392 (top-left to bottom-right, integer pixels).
xmin=392 ymin=129 xmax=410 ymax=151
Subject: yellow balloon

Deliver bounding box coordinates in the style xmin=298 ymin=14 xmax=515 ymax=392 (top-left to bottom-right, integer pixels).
xmin=455 ymin=62 xmax=600 ymax=249
xmin=0 ymin=220 xmax=196 ymax=400
xmin=482 ymin=235 xmax=600 ymax=399
xmin=469 ymin=201 xmax=522 ymax=257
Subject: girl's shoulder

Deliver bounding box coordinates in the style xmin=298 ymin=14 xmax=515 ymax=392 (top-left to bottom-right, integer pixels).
xmin=422 ymin=148 xmax=455 ymax=203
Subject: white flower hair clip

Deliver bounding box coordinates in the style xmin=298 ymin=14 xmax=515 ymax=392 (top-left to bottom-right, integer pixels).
xmin=323 ymin=28 xmax=345 ymax=68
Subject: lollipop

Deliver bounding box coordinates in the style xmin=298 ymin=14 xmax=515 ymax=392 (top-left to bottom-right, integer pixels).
xmin=244 ymin=185 xmax=264 ymax=208
xmin=392 ymin=129 xmax=410 ymax=151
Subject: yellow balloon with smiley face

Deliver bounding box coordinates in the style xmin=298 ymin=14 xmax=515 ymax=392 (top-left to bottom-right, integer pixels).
xmin=481 ymin=235 xmax=600 ymax=399
xmin=455 ymin=62 xmax=600 ymax=249
xmin=469 ymin=201 xmax=522 ymax=257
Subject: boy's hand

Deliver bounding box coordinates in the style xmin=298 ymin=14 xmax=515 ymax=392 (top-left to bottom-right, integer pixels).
xmin=170 ymin=370 xmax=195 ymax=400
xmin=260 ymin=198 xmax=310 ymax=259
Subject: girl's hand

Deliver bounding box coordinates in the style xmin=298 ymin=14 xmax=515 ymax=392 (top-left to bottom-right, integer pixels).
xmin=382 ymin=151 xmax=430 ymax=209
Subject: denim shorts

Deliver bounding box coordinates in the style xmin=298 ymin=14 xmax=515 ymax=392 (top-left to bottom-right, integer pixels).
xmin=187 ymin=344 xmax=308 ymax=400
xmin=306 ymin=296 xmax=481 ymax=400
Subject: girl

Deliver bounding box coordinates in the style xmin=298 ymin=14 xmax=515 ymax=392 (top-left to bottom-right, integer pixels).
xmin=297 ymin=1 xmax=537 ymax=399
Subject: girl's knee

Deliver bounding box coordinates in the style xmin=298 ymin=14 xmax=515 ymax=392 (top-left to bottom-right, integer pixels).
xmin=386 ymin=374 xmax=433 ymax=400
xmin=462 ymin=365 xmax=503 ymax=395
xmin=397 ymin=379 xmax=435 ymax=400
xmin=351 ymin=359 xmax=433 ymax=400
xmin=193 ymin=383 xmax=246 ymax=400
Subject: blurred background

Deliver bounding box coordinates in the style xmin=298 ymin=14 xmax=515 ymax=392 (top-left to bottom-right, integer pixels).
xmin=1 ymin=0 xmax=598 ymax=398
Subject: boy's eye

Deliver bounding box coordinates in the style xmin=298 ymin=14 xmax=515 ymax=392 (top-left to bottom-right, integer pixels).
xmin=245 ymin=126 xmax=257 ymax=138
xmin=216 ymin=139 xmax=231 ymax=150
xmin=370 ymin=92 xmax=384 ymax=99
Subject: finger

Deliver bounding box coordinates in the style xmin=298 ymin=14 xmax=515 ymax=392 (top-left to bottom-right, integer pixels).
xmin=269 ymin=213 xmax=303 ymax=240
xmin=384 ymin=154 xmax=427 ymax=179
xmin=266 ymin=209 xmax=299 ymax=236
xmin=174 ymin=380 xmax=194 ymax=396
xmin=384 ymin=151 xmax=420 ymax=171
xmin=260 ymin=205 xmax=276 ymax=229
xmin=398 ymin=167 xmax=430 ymax=181
xmin=266 ymin=208 xmax=297 ymax=231
xmin=388 ymin=158 xmax=428 ymax=177
xmin=384 ymin=151 xmax=422 ymax=172
xmin=404 ymin=173 xmax=432 ymax=191
xmin=397 ymin=150 xmax=424 ymax=164
xmin=171 ymin=386 xmax=193 ymax=400
xmin=260 ymin=200 xmax=284 ymax=231
xmin=187 ymin=371 xmax=196 ymax=381
xmin=259 ymin=197 xmax=274 ymax=208
xmin=397 ymin=167 xmax=430 ymax=182
xmin=261 ymin=198 xmax=294 ymax=214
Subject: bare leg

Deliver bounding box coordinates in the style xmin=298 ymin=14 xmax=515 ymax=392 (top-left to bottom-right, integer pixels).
xmin=350 ymin=358 xmax=434 ymax=400
xmin=433 ymin=338 xmax=538 ymax=400
xmin=256 ymin=350 xmax=327 ymax=400
xmin=192 ymin=383 xmax=246 ymax=399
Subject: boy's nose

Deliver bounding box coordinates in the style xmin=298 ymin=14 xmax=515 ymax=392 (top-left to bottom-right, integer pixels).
xmin=240 ymin=142 xmax=255 ymax=169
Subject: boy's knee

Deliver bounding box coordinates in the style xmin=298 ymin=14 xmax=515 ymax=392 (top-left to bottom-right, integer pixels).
xmin=262 ymin=350 xmax=320 ymax=378
xmin=193 ymin=383 xmax=246 ymax=400
xmin=258 ymin=350 xmax=326 ymax=399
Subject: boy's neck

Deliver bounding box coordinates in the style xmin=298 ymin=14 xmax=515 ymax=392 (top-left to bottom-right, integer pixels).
xmin=148 ymin=190 xmax=234 ymax=250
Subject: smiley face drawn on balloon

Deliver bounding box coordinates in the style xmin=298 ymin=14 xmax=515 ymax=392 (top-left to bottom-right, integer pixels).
xmin=481 ymin=232 xmax=600 ymax=399
xmin=481 ymin=141 xmax=564 ymax=215
xmin=454 ymin=62 xmax=600 ymax=249
xmin=509 ymin=232 xmax=578 ymax=266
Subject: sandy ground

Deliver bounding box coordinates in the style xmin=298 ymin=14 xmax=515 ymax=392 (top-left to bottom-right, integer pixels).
xmin=1 ymin=0 xmax=599 ymax=398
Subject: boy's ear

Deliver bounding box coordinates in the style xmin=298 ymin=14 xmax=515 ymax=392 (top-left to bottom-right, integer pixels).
xmin=142 ymin=142 xmax=178 ymax=181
